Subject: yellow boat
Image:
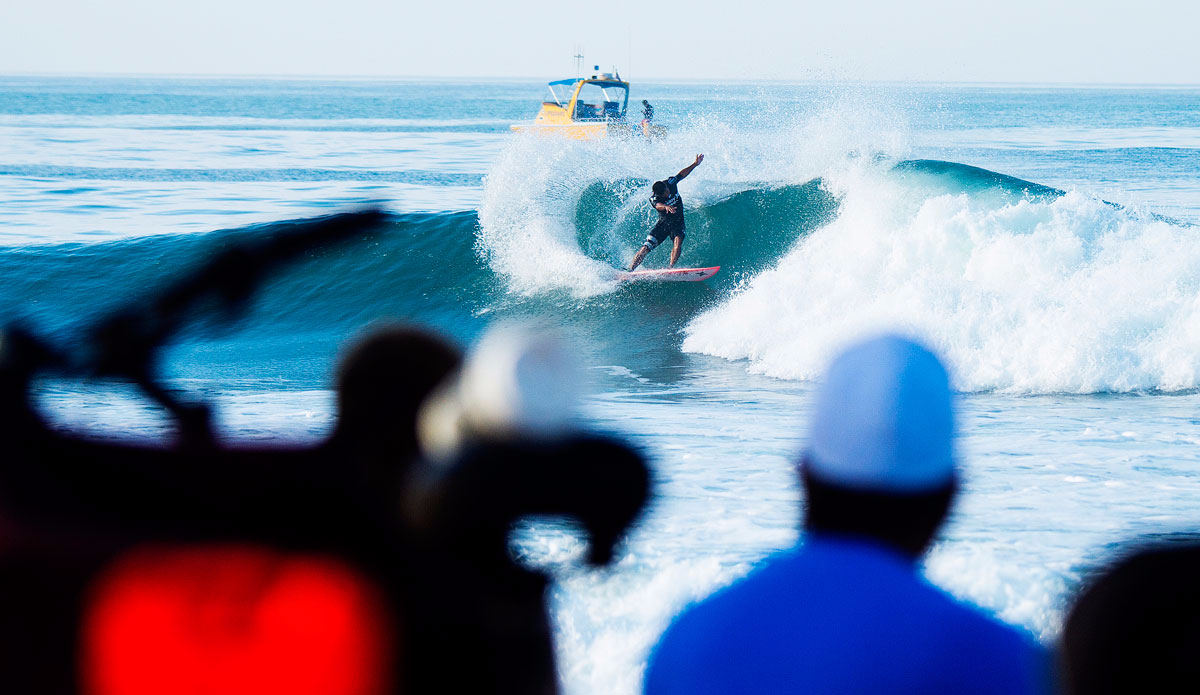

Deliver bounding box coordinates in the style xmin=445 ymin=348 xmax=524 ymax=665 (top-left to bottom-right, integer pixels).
xmin=511 ymin=69 xmax=664 ymax=140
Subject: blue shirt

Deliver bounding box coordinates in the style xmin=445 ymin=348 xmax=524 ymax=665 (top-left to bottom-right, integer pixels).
xmin=644 ymin=536 xmax=1049 ymax=694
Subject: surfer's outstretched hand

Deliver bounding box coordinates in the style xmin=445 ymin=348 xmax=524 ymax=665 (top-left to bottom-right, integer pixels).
xmin=676 ymin=155 xmax=704 ymax=181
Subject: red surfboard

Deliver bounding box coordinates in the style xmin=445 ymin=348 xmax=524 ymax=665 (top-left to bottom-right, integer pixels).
xmin=616 ymin=266 xmax=720 ymax=283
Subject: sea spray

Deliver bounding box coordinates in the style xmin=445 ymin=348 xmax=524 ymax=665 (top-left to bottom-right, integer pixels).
xmin=683 ymin=163 xmax=1200 ymax=394
xmin=476 ymin=101 xmax=908 ymax=296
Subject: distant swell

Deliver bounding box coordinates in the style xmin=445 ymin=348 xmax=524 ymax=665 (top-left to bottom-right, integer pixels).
xmin=0 ymin=164 xmax=482 ymax=185
xmin=0 ymin=211 xmax=492 ymax=344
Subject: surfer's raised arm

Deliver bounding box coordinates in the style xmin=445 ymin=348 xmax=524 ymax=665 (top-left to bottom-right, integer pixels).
xmin=674 ymin=154 xmax=704 ymax=181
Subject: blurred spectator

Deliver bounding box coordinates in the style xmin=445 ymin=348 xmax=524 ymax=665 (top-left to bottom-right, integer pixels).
xmin=0 ymin=324 xmax=461 ymax=553
xmin=0 ymin=323 xmax=463 ymax=694
xmin=1063 ymin=541 xmax=1200 ymax=694
xmin=332 ymin=323 xmax=462 ymax=466
xmin=404 ymin=324 xmax=649 ymax=694
xmin=0 ymin=310 xmax=650 ymax=695
xmin=644 ymin=335 xmax=1050 ymax=694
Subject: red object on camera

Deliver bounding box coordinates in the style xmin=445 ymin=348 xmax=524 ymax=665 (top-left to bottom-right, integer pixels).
xmin=82 ymin=545 xmax=393 ymax=695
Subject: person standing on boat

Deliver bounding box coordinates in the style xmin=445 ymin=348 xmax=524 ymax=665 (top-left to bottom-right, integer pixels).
xmin=640 ymin=100 xmax=655 ymax=136
xmin=628 ymin=154 xmax=703 ymax=271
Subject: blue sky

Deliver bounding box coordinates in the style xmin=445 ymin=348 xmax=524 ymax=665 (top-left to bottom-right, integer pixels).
xmin=3 ymin=0 xmax=1198 ymax=83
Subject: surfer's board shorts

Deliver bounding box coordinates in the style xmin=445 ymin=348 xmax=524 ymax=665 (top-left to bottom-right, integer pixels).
xmin=642 ymin=220 xmax=686 ymax=251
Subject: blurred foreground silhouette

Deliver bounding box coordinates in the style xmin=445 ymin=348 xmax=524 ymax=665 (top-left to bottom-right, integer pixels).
xmin=1063 ymin=539 xmax=1200 ymax=695
xmin=644 ymin=335 xmax=1051 ymax=694
xmin=0 ymin=210 xmax=649 ymax=694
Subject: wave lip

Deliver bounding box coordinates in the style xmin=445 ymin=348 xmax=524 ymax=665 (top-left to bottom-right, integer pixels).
xmin=683 ymin=161 xmax=1200 ymax=395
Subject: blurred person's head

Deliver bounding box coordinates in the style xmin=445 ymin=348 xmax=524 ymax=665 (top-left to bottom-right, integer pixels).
xmin=334 ymin=324 xmax=461 ymax=465
xmin=1063 ymin=541 xmax=1200 ymax=694
xmin=652 ymin=181 xmax=668 ymax=197
xmin=418 ymin=323 xmax=582 ymax=460
xmin=800 ymin=335 xmax=958 ymax=559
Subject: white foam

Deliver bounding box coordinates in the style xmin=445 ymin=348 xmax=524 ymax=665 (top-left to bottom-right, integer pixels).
xmin=36 ymin=383 xmax=335 ymax=443
xmin=476 ymin=96 xmax=911 ymax=297
xmin=683 ymin=165 xmax=1200 ymax=393
xmin=551 ymin=555 xmax=752 ymax=695
xmin=476 ymin=135 xmax=624 ymax=297
xmin=924 ymin=543 xmax=1070 ymax=642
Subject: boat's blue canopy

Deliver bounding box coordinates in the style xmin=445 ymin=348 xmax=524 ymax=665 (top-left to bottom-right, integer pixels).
xmin=547 ymin=78 xmax=627 ymax=87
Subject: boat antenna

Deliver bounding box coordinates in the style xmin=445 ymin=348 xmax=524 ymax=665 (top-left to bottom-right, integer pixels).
xmin=573 ymin=49 xmax=584 ymax=79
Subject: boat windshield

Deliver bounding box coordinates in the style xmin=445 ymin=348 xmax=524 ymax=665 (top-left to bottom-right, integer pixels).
xmin=545 ymin=81 xmax=577 ymax=107
xmin=573 ymin=82 xmax=628 ymax=121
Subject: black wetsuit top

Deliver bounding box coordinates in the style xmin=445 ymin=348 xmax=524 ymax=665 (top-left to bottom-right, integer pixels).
xmin=650 ymin=176 xmax=684 ymax=233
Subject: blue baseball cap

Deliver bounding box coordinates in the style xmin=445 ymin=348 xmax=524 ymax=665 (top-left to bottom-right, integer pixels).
xmin=805 ymin=335 xmax=957 ymax=493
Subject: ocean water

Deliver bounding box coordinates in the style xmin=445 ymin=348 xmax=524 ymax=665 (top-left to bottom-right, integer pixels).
xmin=4 ymin=75 xmax=1200 ymax=692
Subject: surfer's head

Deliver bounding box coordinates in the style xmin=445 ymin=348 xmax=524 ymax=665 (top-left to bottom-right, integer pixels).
xmin=799 ymin=335 xmax=959 ymax=559
xmin=651 ymin=181 xmax=667 ymax=197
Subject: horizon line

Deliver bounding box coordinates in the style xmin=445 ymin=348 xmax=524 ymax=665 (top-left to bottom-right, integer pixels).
xmin=2 ymin=70 xmax=1200 ymax=89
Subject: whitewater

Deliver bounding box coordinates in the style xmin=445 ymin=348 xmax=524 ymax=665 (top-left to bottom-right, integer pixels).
xmin=3 ymin=76 xmax=1200 ymax=694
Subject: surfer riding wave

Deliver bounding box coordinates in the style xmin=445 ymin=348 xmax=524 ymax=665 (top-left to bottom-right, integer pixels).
xmin=629 ymin=154 xmax=703 ymax=271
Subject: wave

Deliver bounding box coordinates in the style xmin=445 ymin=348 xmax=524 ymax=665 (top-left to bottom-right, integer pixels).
xmin=476 ymin=114 xmax=865 ymax=298
xmin=0 ymin=211 xmax=494 ymax=348
xmin=683 ymin=160 xmax=1200 ymax=394
xmin=6 ymin=132 xmax=1196 ymax=396
xmin=573 ymin=177 xmax=839 ymax=285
